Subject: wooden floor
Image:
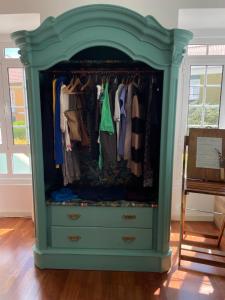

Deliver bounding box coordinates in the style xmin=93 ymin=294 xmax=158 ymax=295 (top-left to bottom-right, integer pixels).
xmin=0 ymin=219 xmax=225 ymax=300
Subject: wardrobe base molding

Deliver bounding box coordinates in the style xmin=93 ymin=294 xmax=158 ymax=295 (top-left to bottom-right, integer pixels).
xmin=34 ymin=246 xmax=172 ymax=273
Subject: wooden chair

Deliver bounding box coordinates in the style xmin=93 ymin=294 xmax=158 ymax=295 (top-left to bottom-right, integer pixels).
xmin=178 ymin=135 xmax=225 ymax=268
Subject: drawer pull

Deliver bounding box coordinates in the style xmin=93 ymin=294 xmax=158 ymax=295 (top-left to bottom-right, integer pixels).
xmin=122 ymin=214 xmax=136 ymax=220
xmin=68 ymin=213 xmax=81 ymax=220
xmin=68 ymin=235 xmax=81 ymax=241
xmin=122 ymin=236 xmax=136 ymax=243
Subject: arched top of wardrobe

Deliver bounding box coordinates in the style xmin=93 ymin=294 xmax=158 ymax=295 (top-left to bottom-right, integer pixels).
xmin=11 ymin=4 xmax=193 ymax=70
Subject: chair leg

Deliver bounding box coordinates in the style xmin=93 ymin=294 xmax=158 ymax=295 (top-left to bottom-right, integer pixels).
xmin=217 ymin=216 xmax=225 ymax=248
xmin=178 ymin=192 xmax=187 ymax=266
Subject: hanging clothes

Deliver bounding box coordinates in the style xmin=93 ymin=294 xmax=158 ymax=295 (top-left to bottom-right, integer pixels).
xmin=66 ymin=91 xmax=90 ymax=146
xmin=114 ymin=83 xmax=124 ymax=160
xmin=54 ymin=77 xmax=65 ymax=166
xmin=124 ymin=83 xmax=133 ymax=164
xmin=84 ymin=81 xmax=99 ymax=159
xmin=65 ymin=110 xmax=82 ymax=142
xmin=60 ymin=85 xmax=71 ymax=151
xmin=118 ymin=85 xmax=127 ymax=158
xmin=99 ymin=81 xmax=115 ymax=133
xmin=49 ymin=71 xmax=162 ymax=201
xmin=143 ymin=77 xmax=162 ymax=188
xmin=130 ymin=90 xmax=145 ymax=177
xmin=52 ymin=79 xmax=57 ymax=126
xmin=98 ymin=81 xmax=116 ymax=170
xmin=62 ymin=137 xmax=80 ymax=185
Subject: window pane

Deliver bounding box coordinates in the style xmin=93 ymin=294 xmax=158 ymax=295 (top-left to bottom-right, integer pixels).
xmin=189 ymin=86 xmax=204 ymax=104
xmin=4 ymin=48 xmax=20 ymax=58
xmin=12 ymin=127 xmax=29 ymax=145
xmin=8 ymin=68 xmax=29 ymax=145
xmin=0 ymin=153 xmax=8 ymax=174
xmin=188 ymin=106 xmax=202 ymax=127
xmin=190 ymin=66 xmax=205 ymax=85
xmin=12 ymin=108 xmax=26 ymax=123
xmin=8 ymin=68 xmax=24 ymax=84
xmin=12 ymin=153 xmax=31 ymax=174
xmin=207 ymin=66 xmax=223 ymax=85
xmin=208 ymin=45 xmax=225 ymax=55
xmin=10 ymin=87 xmax=26 ymax=107
xmin=205 ymin=87 xmax=221 ymax=105
xmin=204 ymin=107 xmax=220 ymax=126
xmin=187 ymin=45 xmax=207 ymax=56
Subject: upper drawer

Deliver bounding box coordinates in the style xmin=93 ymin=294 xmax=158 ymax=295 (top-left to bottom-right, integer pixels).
xmin=48 ymin=206 xmax=153 ymax=228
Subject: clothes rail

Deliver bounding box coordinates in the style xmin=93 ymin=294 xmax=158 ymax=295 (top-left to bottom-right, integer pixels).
xmin=48 ymin=69 xmax=157 ymax=74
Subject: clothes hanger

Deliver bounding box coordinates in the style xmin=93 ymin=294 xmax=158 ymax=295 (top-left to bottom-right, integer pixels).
xmin=81 ymin=74 xmax=92 ymax=91
xmin=132 ymin=73 xmax=140 ymax=88
xmin=66 ymin=74 xmax=75 ymax=90
xmin=67 ymin=77 xmax=81 ymax=94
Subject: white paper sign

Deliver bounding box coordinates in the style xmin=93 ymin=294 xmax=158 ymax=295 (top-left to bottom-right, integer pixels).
xmin=196 ymin=137 xmax=222 ymax=169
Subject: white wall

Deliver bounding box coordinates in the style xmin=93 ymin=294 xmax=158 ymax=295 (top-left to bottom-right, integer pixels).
xmin=0 ymin=184 xmax=33 ymax=217
xmin=0 ymin=0 xmax=225 ymax=28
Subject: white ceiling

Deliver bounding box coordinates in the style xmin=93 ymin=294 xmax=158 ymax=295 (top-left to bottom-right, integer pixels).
xmin=0 ymin=14 xmax=40 ymax=34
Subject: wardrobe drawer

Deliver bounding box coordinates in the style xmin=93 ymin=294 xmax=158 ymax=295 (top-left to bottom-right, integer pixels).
xmin=51 ymin=226 xmax=152 ymax=249
xmin=49 ymin=206 xmax=153 ymax=228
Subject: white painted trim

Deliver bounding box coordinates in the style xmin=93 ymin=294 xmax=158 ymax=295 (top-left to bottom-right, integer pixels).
xmin=0 ymin=178 xmax=32 ymax=185
xmin=0 ymin=212 xmax=32 ymax=217
xmin=172 ymin=215 xmax=214 ymax=222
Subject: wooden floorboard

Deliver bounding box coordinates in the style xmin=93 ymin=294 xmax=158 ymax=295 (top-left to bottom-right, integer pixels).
xmin=0 ymin=218 xmax=225 ymax=300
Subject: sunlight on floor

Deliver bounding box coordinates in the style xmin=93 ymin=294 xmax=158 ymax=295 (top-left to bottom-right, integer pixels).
xmin=199 ymin=276 xmax=214 ymax=295
xmin=154 ymin=288 xmax=160 ymax=295
xmin=0 ymin=228 xmax=14 ymax=236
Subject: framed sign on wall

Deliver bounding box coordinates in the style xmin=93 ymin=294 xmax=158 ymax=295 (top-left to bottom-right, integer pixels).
xmin=187 ymin=128 xmax=225 ymax=182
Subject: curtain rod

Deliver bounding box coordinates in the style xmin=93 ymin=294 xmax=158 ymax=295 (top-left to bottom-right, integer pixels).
xmin=46 ymin=69 xmax=158 ymax=74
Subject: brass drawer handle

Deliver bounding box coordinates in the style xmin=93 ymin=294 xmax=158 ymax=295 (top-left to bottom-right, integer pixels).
xmin=68 ymin=235 xmax=81 ymax=241
xmin=68 ymin=213 xmax=81 ymax=220
xmin=122 ymin=236 xmax=136 ymax=242
xmin=122 ymin=214 xmax=136 ymax=220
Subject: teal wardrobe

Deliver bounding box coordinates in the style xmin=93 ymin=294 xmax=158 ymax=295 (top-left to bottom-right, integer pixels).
xmin=12 ymin=5 xmax=192 ymax=272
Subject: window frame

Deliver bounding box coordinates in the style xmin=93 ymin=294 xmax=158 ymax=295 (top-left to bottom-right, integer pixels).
xmin=0 ymin=43 xmax=32 ymax=185
xmin=183 ymin=55 xmax=225 ymax=130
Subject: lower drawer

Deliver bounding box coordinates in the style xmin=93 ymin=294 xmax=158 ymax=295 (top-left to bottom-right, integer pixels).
xmin=49 ymin=206 xmax=153 ymax=228
xmin=51 ymin=226 xmax=152 ymax=250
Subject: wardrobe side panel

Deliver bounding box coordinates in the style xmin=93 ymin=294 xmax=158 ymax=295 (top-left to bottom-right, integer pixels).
xmin=25 ymin=66 xmax=47 ymax=249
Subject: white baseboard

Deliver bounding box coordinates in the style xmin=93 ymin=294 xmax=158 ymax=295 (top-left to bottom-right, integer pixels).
xmin=0 ymin=211 xmax=32 ymax=218
xmin=172 ymin=214 xmax=214 ymax=222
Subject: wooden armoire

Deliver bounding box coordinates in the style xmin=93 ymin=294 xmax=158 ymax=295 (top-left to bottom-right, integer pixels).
xmin=12 ymin=5 xmax=192 ymax=272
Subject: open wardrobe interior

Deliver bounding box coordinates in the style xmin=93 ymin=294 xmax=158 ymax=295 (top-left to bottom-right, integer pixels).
xmin=40 ymin=46 xmax=163 ymax=206
xmin=12 ymin=4 xmax=192 ymax=272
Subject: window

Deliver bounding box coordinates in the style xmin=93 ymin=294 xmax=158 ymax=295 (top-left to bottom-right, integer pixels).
xmin=4 ymin=48 xmax=20 ymax=59
xmin=188 ymin=65 xmax=223 ymax=128
xmin=187 ymin=44 xmax=225 ymax=56
xmin=8 ymin=68 xmax=30 ymax=145
xmin=185 ymin=45 xmax=225 ymax=130
xmin=0 ymin=46 xmax=31 ymax=182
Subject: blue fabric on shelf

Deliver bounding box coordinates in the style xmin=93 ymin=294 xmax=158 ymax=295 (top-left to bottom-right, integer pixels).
xmin=74 ymin=186 xmax=126 ymax=201
xmin=51 ymin=187 xmax=79 ymax=202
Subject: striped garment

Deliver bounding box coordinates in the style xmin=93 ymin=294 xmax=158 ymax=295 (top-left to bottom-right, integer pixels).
xmin=130 ymin=92 xmax=145 ymax=177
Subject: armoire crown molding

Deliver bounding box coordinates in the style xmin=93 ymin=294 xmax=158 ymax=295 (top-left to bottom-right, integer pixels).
xmin=11 ymin=4 xmax=192 ymax=70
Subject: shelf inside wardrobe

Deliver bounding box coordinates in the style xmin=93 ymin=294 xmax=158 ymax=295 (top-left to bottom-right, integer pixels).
xmin=46 ymin=200 xmax=158 ymax=208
